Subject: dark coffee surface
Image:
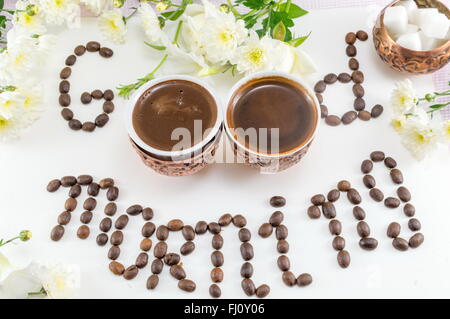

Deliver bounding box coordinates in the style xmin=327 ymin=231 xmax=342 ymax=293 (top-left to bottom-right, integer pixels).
xmin=133 ymin=80 xmax=217 ymax=152
xmin=228 ymin=76 xmax=317 ymax=154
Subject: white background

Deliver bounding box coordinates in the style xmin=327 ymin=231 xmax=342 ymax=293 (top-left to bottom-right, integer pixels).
xmin=1 ymin=7 xmax=450 ymax=299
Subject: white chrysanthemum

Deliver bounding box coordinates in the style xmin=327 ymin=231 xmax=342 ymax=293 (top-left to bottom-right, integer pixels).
xmin=290 ymin=47 xmax=317 ymax=75
xmin=230 ymin=34 xmax=275 ymax=75
xmin=391 ymin=79 xmax=418 ymax=114
xmin=0 ymin=114 xmax=24 ymax=142
xmin=80 ymin=0 xmax=109 ymax=15
xmin=138 ymin=2 xmax=166 ymax=44
xmin=38 ymin=0 xmax=81 ymax=28
xmin=13 ymin=0 xmax=47 ymax=35
xmin=0 ymin=90 xmax=25 ymax=120
xmin=0 ymin=253 xmax=12 ymax=279
xmin=98 ymin=9 xmax=127 ymax=44
xmin=17 ymin=84 xmax=44 ymax=124
xmin=391 ymin=114 xmax=409 ymax=132
xmin=400 ymin=119 xmax=440 ymax=160
xmin=441 ymin=120 xmax=450 ymax=143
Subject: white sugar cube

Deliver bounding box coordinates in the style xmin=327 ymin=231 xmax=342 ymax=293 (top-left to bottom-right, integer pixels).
xmin=421 ymin=13 xmax=449 ymax=39
xmin=411 ymin=8 xmax=439 ymax=26
xmin=404 ymin=24 xmax=419 ymax=34
xmin=396 ymin=0 xmax=418 ymax=16
xmin=396 ymin=32 xmax=422 ymax=51
xmin=419 ymin=31 xmax=441 ymax=50
xmin=384 ymin=6 xmax=408 ymax=35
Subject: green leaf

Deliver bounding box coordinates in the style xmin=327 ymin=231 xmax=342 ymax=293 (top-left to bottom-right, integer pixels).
xmin=144 ymin=41 xmax=166 ymax=51
xmin=430 ymin=103 xmax=449 ymax=109
xmin=288 ymin=32 xmax=311 ymax=47
xmin=0 ymin=15 xmax=6 ymax=28
xmin=279 ymin=3 xmax=308 ymax=19
xmin=272 ymin=21 xmax=286 ymax=41
xmin=243 ymin=15 xmax=258 ymax=29
xmin=162 ymin=10 xmax=184 ymax=21
xmin=235 ymin=0 xmax=266 ymax=10
xmin=0 ymin=0 xmax=4 ymax=10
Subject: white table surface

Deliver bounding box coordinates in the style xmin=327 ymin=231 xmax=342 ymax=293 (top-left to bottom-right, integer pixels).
xmin=1 ymin=7 xmax=450 ymax=299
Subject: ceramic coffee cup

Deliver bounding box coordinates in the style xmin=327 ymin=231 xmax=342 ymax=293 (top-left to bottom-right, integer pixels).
xmin=224 ymin=71 xmax=320 ymax=173
xmin=125 ymin=75 xmax=223 ymax=177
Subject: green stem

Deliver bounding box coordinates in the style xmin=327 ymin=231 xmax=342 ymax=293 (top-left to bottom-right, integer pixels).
xmin=0 ymin=236 xmax=20 ymax=248
xmin=172 ymin=19 xmax=183 ymax=45
xmin=124 ymin=7 xmax=138 ymax=21
xmin=226 ymin=0 xmax=241 ymax=17
xmin=28 ymin=288 xmax=47 ymax=297
xmin=427 ymin=101 xmax=450 ymax=113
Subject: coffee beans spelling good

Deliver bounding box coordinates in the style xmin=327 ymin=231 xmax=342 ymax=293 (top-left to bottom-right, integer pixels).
xmin=325 ymin=115 xmax=341 ymax=126
xmin=314 ymin=81 xmax=326 ymax=93
xmin=337 ymin=180 xmax=351 ymax=192
xmin=87 ymin=183 xmax=100 ymax=196
xmin=59 ymin=80 xmax=70 ymax=94
xmin=82 ymin=122 xmax=96 ymax=132
xmin=363 ymin=175 xmax=376 ymax=189
xmin=346 ymin=45 xmax=357 ymax=57
xmin=320 ymin=105 xmax=328 ymax=118
xmin=324 ymin=73 xmax=338 ymax=84
xmin=99 ymin=47 xmax=113 ymax=58
xmin=353 ymin=98 xmax=365 ymax=111
xmin=345 ymin=32 xmax=357 ymax=44
xmin=68 ymin=119 xmax=82 ymax=130
xmin=371 ymin=104 xmax=384 ymax=118
xmin=61 ymin=176 xmax=77 ymax=187
xmin=357 ymin=221 xmax=370 ymax=238
xmin=233 ymin=215 xmax=247 ymax=228
xmin=156 ymin=225 xmax=169 ymax=241
xmin=361 ymin=160 xmax=373 ymax=174
xmin=384 ymin=156 xmax=397 ymax=168
xmin=338 ymin=73 xmax=352 ymax=83
xmin=270 ymin=196 xmax=286 ymax=207
xmin=356 ymin=30 xmax=368 ymax=41
xmin=349 ymin=58 xmax=359 ymax=70
xmin=164 ymin=253 xmax=180 ymax=266
xmin=47 ymin=179 xmax=61 ymax=192
xmin=50 ymin=225 xmax=65 ymax=241
xmin=91 ymin=89 xmax=103 ymax=99
xmin=370 ymin=151 xmax=385 ymax=162
xmin=337 ymin=250 xmax=351 ymax=268
xmin=351 ymin=71 xmax=364 ymax=83
xmin=65 ymin=55 xmax=76 ymax=66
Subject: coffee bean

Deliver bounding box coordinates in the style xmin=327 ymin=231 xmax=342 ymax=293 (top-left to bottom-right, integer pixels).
xmin=86 ymin=183 xmax=99 ymax=197
xmin=91 ymin=89 xmax=103 ymax=99
xmin=322 ymin=202 xmax=336 ymax=219
xmin=80 ymin=211 xmax=93 ymax=224
xmin=359 ymin=237 xmax=378 ymax=250
xmin=60 ymin=67 xmax=72 ymax=79
xmin=327 ymin=189 xmax=341 ymax=202
xmin=320 ymin=104 xmax=329 ymax=119
xmin=369 ymin=151 xmax=384 ymax=162
xmin=156 ymin=225 xmax=169 ymax=241
xmin=142 ymin=222 xmax=156 ymax=238
xmin=61 ymin=175 xmax=76 ymax=186
xmin=338 ymin=73 xmax=352 ymax=83
xmin=316 ymin=93 xmax=323 ymax=104
xmin=195 ymin=221 xmax=208 ymax=234
xmin=345 ymin=32 xmax=357 ymax=44
xmin=240 ymin=262 xmax=253 ymax=278
xmin=354 ymin=98 xmax=366 ymax=111
xmin=329 ymin=220 xmax=342 ymax=235
xmin=277 ymin=240 xmax=289 ymax=253
xmin=397 ymin=186 xmax=411 ymax=202
xmin=369 ymin=188 xmax=384 ymax=202
xmin=74 ymin=45 xmax=86 ymax=56
xmin=307 ymin=205 xmax=321 ymax=219
xmin=241 ymin=278 xmax=256 ymax=296
xmin=99 ymin=217 xmax=112 ymax=232
xmin=282 ymin=271 xmax=297 ymax=286
xmin=325 ymin=115 xmax=341 ymax=126
xmin=275 ymin=225 xmax=288 ymax=240
xmin=140 ymin=238 xmax=152 ymax=251
xmin=154 ymin=241 xmax=168 ymax=259
xmin=209 ymin=284 xmax=221 ymax=298
xmin=182 ymin=225 xmax=195 ymax=241
xmin=404 ymin=203 xmax=415 ymax=217
xmin=256 ymin=284 xmax=270 ymax=298
xmin=408 ymin=218 xmax=421 ymax=231
xmin=332 ymin=236 xmax=346 ymax=250
xmin=371 ymin=104 xmax=384 ymax=118
xmin=347 ymin=188 xmax=362 ymax=205
xmin=47 ymin=179 xmax=61 ymax=192
xmin=337 ymin=180 xmax=351 ymax=192
xmin=57 ymin=211 xmax=71 ymax=225
xmin=324 ymin=73 xmax=338 ymax=84
xmin=392 ymin=237 xmax=409 ymax=251
xmin=232 ymin=215 xmax=247 ymax=228
xmin=136 ymin=252 xmax=149 ymax=268
xmin=212 ymin=234 xmax=224 ymax=250
xmin=164 ymin=253 xmax=180 ymax=266
xmin=95 ymin=113 xmax=109 ymax=127
xmin=108 ymin=245 xmax=120 ymax=260
xmin=362 ymin=175 xmax=376 ymax=189
xmin=168 ymin=219 xmax=184 ymax=231
xmin=218 ymin=213 xmax=233 ymax=226
xmin=86 ymin=41 xmax=101 ymax=52
xmin=99 ymin=178 xmax=114 ymax=189
xmin=147 ymin=274 xmax=159 ymax=289
xmin=357 ymin=221 xmax=370 ymax=238
xmin=351 ymin=71 xmax=364 ymax=84
xmin=126 ymin=204 xmax=142 ymax=216
xmin=297 ymin=273 xmax=313 ymax=287
xmin=142 ymin=207 xmax=154 ymax=220
xmin=82 ymin=122 xmax=96 ymax=132
xmin=59 ymin=93 xmax=71 ymax=107
xmin=109 ymin=261 xmax=124 ymax=275
xmin=107 ymin=186 xmax=119 ymax=201
xmin=240 ymin=242 xmax=254 ymax=260
xmin=69 ymin=184 xmax=81 ymax=198
xmin=353 ymin=206 xmax=366 ymax=220
xmin=59 ymin=80 xmax=70 ymax=94
xmin=387 ymin=222 xmax=401 ymax=238
xmin=65 ymin=197 xmax=77 ymax=212
xmin=104 ymin=202 xmax=117 ymax=216
xmin=277 ymin=255 xmax=290 ymax=271
xmin=178 ymin=279 xmax=196 ymax=292
xmin=385 ymin=197 xmax=400 ymax=208
xmin=80 ymin=92 xmax=92 ymax=104
xmin=103 ymin=101 xmax=115 ymax=113
xmin=65 ymin=55 xmax=76 ymax=66
xmin=77 ymin=225 xmax=90 ymax=239
xmin=110 ymin=230 xmax=123 ymax=246
xmin=270 ymin=196 xmax=286 ymax=207
xmin=314 ymin=80 xmax=326 ymax=93
xmin=211 ymin=268 xmax=224 ymax=283
xmin=382 ymin=158 xmax=397 ymax=170
xmin=83 ymin=197 xmax=97 ymax=211
xmin=123 ymin=265 xmax=139 ymax=280
xmin=96 ymin=233 xmax=108 ymax=246
xmin=258 ymin=223 xmax=273 ymax=238
xmin=358 ymin=110 xmax=371 ymax=121
xmin=68 ymin=119 xmax=82 ymax=130
xmin=50 ymin=225 xmax=65 ymax=241
xmin=409 ymin=233 xmax=424 ymax=248
xmin=361 ymin=160 xmax=373 ymax=174
xmin=346 ymin=45 xmax=357 ymax=57
xmin=337 ymin=250 xmax=351 ymax=268
xmin=269 ymin=211 xmax=284 ymax=226
xmin=211 ymin=251 xmax=224 ymax=267
xmin=238 ymin=228 xmax=251 ymax=242
xmin=349 ymin=58 xmax=359 ymax=70
xmin=104 ymin=89 xmax=114 ymax=101
xmin=341 ymin=111 xmax=357 ymax=125
xmin=99 ymin=47 xmax=113 ymax=58
xmin=170 ymin=264 xmax=186 ymax=280
xmin=311 ymin=194 xmax=325 ymax=206
xmin=208 ymin=222 xmax=221 ymax=234
xmin=356 ymin=30 xmax=368 ymax=41
xmin=151 ymin=259 xmax=163 ymax=274
xmin=115 ymin=214 xmax=129 ymax=229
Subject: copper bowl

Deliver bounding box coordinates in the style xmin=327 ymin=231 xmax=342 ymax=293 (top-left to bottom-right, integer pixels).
xmin=373 ymin=0 xmax=450 ymax=74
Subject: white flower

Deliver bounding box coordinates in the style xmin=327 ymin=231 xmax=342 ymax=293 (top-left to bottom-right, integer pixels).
xmin=399 ymin=119 xmax=440 ymax=160
xmin=391 ymin=79 xmax=418 ymax=114
xmin=290 ymin=47 xmax=317 ymax=75
xmin=0 ymin=253 xmax=12 ymax=279
xmin=38 ymin=0 xmax=81 ymax=28
xmin=138 ymin=2 xmax=166 ymax=45
xmin=80 ymin=0 xmax=109 ymax=15
xmin=98 ymin=9 xmax=127 ymax=44
xmin=163 ymin=41 xmax=209 ymax=75
xmin=440 ymin=120 xmax=450 ymax=143
xmin=155 ymin=1 xmax=168 ymax=12
xmin=0 ymin=90 xmax=25 ymax=120
xmin=391 ymin=114 xmax=409 ymax=132
xmin=16 ymin=84 xmax=44 ymax=125
xmin=13 ymin=0 xmax=47 ymax=35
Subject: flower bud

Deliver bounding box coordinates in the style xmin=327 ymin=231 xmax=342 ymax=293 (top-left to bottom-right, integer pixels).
xmin=19 ymin=230 xmax=32 ymax=242
xmin=425 ymin=93 xmax=435 ymax=102
xmin=113 ymin=0 xmax=125 ymax=8
xmin=219 ymin=4 xmax=230 ymax=13
xmin=156 ymin=1 xmax=169 ymax=12
xmin=26 ymin=4 xmax=39 ymax=16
